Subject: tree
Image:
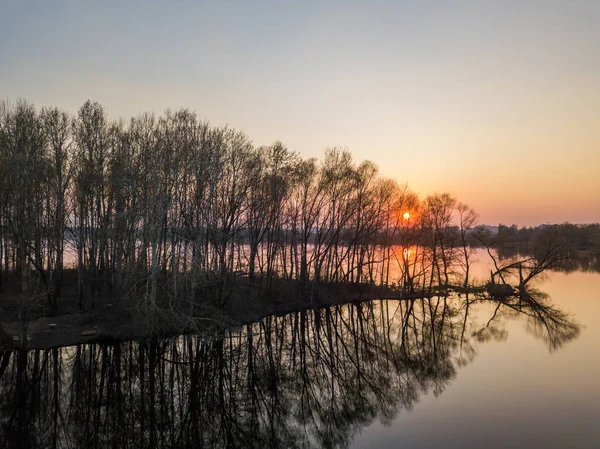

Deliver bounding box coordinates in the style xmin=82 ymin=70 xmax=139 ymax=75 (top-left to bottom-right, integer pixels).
xmin=456 ymin=202 xmax=478 ymax=288
xmin=421 ymin=193 xmax=457 ymax=288
xmin=73 ymin=100 xmax=110 ymax=307
xmin=41 ymin=106 xmax=74 ymax=309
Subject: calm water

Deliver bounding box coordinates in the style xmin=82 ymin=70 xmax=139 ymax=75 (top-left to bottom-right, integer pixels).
xmin=0 ymin=268 xmax=598 ymax=448
xmin=352 ymin=270 xmax=600 ymax=449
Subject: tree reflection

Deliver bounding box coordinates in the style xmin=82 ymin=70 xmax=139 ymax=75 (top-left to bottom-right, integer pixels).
xmin=0 ymin=291 xmax=580 ymax=449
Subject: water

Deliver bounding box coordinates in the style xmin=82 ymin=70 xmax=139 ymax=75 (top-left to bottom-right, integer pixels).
xmin=0 ymin=268 xmax=598 ymax=448
xmin=351 ymin=270 xmax=600 ymax=449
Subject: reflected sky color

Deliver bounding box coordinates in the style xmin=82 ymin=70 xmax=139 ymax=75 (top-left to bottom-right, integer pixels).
xmin=1 ymin=0 xmax=599 ymax=225
xmin=352 ymin=270 xmax=600 ymax=449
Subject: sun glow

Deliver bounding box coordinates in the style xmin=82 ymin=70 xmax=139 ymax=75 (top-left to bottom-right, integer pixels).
xmin=403 ymin=212 xmax=410 ymax=220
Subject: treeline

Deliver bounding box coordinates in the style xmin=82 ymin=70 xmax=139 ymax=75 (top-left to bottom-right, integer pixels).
xmin=489 ymin=223 xmax=600 ymax=273
xmin=494 ymin=223 xmax=600 ymax=255
xmin=0 ymin=99 xmax=480 ymax=319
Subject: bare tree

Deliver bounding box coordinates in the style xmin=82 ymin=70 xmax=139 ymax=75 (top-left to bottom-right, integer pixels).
xmin=41 ymin=106 xmax=74 ymax=309
xmin=456 ymin=202 xmax=478 ymax=288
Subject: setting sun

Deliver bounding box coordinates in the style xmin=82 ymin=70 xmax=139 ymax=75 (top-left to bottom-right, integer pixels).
xmin=403 ymin=212 xmax=410 ymax=220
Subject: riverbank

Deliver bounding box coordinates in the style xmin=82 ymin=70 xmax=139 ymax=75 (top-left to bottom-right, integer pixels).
xmin=0 ymin=279 xmax=487 ymax=350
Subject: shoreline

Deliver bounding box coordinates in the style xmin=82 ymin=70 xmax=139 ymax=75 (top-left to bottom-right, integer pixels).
xmin=1 ymin=282 xmax=481 ymax=350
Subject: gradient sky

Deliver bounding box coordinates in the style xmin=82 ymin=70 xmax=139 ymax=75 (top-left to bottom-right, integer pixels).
xmin=1 ymin=0 xmax=599 ymax=226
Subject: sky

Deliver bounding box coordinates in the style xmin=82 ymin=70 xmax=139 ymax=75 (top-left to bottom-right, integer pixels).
xmin=1 ymin=0 xmax=599 ymax=226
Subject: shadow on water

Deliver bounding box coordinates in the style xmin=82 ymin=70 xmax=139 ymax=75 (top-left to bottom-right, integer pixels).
xmin=0 ymin=286 xmax=580 ymax=449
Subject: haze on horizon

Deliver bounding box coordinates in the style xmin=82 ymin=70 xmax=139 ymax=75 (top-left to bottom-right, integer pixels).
xmin=1 ymin=0 xmax=598 ymax=227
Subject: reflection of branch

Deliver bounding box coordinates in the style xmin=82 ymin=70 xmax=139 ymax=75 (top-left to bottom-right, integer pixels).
xmin=516 ymin=287 xmax=580 ymax=351
xmin=470 ymin=300 xmax=509 ymax=344
xmin=0 ymin=351 xmax=11 ymax=379
xmin=0 ymin=288 xmax=581 ymax=449
xmin=477 ymin=284 xmax=581 ymax=352
xmin=484 ymin=302 xmax=502 ymax=329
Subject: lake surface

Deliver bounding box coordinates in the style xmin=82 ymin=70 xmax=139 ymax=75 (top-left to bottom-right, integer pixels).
xmin=0 ymin=266 xmax=599 ymax=448
xmin=352 ymin=270 xmax=600 ymax=449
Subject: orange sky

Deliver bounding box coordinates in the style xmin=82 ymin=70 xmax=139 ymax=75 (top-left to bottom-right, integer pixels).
xmin=2 ymin=1 xmax=599 ymax=226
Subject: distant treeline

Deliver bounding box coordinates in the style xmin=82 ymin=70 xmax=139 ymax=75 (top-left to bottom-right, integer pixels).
xmin=493 ymin=223 xmax=600 ymax=255
xmin=0 ymin=99 xmax=510 ymax=323
xmin=488 ymin=223 xmax=600 ymax=274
